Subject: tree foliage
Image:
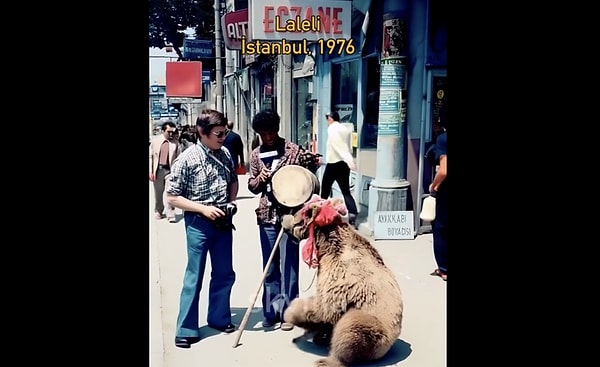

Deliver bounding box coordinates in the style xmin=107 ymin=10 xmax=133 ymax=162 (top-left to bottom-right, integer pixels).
xmin=149 ymin=0 xmax=215 ymax=60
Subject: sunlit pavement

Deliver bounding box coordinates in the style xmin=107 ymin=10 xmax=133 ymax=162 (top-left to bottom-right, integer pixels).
xmin=150 ymin=175 xmax=446 ymax=367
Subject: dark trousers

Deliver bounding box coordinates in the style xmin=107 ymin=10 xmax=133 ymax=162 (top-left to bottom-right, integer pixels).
xmin=320 ymin=161 xmax=358 ymax=215
xmin=432 ymin=195 xmax=447 ymax=273
xmin=259 ymin=223 xmax=299 ymax=321
xmin=175 ymin=212 xmax=236 ymax=337
xmin=153 ymin=167 xmax=169 ymax=214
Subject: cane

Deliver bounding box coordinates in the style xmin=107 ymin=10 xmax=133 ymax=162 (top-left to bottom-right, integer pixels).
xmin=232 ymin=227 xmax=286 ymax=348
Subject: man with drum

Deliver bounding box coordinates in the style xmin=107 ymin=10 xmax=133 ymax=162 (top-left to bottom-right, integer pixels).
xmin=247 ymin=110 xmax=319 ymax=331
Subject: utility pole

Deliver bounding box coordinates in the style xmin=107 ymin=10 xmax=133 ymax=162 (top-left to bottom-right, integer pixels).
xmin=214 ymin=0 xmax=223 ymax=111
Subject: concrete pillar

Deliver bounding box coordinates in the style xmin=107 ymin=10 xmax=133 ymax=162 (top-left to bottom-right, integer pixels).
xmin=363 ymin=0 xmax=411 ymax=235
xmin=277 ymin=54 xmax=292 ymax=140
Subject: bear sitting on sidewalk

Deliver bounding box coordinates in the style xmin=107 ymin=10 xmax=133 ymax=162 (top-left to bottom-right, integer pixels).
xmin=281 ymin=195 xmax=404 ymax=367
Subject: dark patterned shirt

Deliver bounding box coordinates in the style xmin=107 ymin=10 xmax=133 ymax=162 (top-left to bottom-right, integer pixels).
xmin=247 ymin=138 xmax=315 ymax=225
xmin=166 ymin=142 xmax=237 ymax=204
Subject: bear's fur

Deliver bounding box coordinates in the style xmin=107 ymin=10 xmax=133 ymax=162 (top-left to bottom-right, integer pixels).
xmin=282 ymin=198 xmax=403 ymax=367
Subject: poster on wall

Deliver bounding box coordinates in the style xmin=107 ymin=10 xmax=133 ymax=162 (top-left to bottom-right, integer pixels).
xmin=380 ymin=58 xmax=407 ymax=89
xmin=382 ymin=18 xmax=406 ymax=58
xmin=378 ymin=89 xmax=400 ymax=113
xmin=378 ymin=113 xmax=400 ymax=135
xmin=334 ymin=104 xmax=354 ymax=122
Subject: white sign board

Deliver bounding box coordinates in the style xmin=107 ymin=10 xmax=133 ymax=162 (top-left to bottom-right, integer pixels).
xmin=249 ymin=0 xmax=352 ymax=42
xmin=374 ymin=211 xmax=414 ymax=240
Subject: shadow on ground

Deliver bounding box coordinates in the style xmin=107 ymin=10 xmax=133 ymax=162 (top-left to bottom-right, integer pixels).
xmin=293 ymin=337 xmax=412 ymax=366
xmin=230 ymin=307 xmax=266 ymax=331
xmin=196 ymin=307 xmax=265 ymax=339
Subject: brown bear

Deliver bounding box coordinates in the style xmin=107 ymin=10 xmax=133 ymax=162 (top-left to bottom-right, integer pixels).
xmin=282 ymin=195 xmax=404 ymax=367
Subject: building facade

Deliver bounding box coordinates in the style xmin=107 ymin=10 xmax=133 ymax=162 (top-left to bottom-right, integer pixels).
xmin=221 ymin=0 xmax=447 ymax=235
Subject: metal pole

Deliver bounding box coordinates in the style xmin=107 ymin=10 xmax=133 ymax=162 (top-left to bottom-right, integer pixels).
xmin=415 ymin=0 xmax=431 ymax=235
xmin=215 ymin=0 xmax=223 ymax=111
xmin=233 ymin=228 xmax=286 ymax=348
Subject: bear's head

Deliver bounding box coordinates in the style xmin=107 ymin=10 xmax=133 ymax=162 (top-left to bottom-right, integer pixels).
xmin=282 ymin=195 xmax=347 ymax=240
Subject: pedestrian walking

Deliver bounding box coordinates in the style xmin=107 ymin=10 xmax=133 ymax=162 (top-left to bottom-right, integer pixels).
xmin=223 ymin=120 xmax=245 ymax=172
xmin=149 ymin=122 xmax=181 ymax=219
xmin=320 ymin=111 xmax=358 ymax=226
xmin=429 ymin=114 xmax=447 ymax=281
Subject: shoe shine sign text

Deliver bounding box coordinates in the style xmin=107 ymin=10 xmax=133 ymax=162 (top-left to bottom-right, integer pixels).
xmin=249 ymin=0 xmax=352 ymax=42
xmin=374 ymin=211 xmax=414 ymax=240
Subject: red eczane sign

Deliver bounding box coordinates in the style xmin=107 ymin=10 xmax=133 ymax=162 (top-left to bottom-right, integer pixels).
xmin=166 ymin=61 xmax=202 ymax=98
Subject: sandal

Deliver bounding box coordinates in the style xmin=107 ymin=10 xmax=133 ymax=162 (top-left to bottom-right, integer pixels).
xmin=430 ymin=269 xmax=447 ymax=281
xmin=280 ymin=322 xmax=294 ymax=331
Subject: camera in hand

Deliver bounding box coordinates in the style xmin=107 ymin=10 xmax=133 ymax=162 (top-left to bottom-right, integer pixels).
xmin=216 ymin=202 xmax=238 ymax=217
xmin=212 ymin=202 xmax=237 ymax=231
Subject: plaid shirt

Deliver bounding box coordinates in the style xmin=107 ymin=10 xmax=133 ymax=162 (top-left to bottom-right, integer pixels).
xmin=248 ymin=139 xmax=313 ymax=225
xmin=166 ymin=143 xmax=238 ymax=204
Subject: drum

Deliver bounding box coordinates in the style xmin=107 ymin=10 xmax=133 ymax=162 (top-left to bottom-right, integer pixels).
xmin=271 ymin=165 xmax=320 ymax=208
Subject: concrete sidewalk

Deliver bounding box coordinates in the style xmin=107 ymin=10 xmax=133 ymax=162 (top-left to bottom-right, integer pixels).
xmin=150 ymin=176 xmax=446 ymax=366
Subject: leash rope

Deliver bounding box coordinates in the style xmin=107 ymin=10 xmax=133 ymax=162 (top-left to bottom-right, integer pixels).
xmin=302 ymin=269 xmax=318 ymax=292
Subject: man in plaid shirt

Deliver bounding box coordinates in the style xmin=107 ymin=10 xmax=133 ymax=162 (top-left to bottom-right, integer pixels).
xmin=166 ymin=109 xmax=239 ymax=348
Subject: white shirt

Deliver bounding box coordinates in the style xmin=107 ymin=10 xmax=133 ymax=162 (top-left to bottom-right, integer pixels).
xmin=326 ymin=121 xmax=354 ymax=166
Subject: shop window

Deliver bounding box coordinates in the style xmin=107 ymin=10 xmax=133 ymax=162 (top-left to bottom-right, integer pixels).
xmin=261 ymin=81 xmax=274 ymax=111
xmin=331 ymin=60 xmax=359 ymax=130
xmin=292 ymin=77 xmax=313 ymax=150
xmin=362 ymin=57 xmax=380 ymax=148
xmin=256 ymin=57 xmax=276 ymax=112
xmin=331 ymin=60 xmax=360 ymax=158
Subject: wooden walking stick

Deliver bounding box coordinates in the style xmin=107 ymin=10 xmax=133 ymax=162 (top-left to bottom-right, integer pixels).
xmin=232 ymin=227 xmax=286 ymax=348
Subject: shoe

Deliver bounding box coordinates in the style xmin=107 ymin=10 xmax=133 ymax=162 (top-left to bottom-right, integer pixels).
xmin=280 ymin=322 xmax=294 ymax=331
xmin=348 ymin=213 xmax=357 ymax=225
xmin=155 ymin=213 xmax=166 ymax=219
xmin=208 ymin=323 xmax=237 ymax=333
xmin=168 ymin=216 xmax=176 ymax=223
xmin=262 ymin=318 xmax=280 ymax=328
xmin=313 ymin=330 xmax=331 ymax=346
xmin=348 ymin=213 xmax=359 ymax=229
xmin=430 ymin=269 xmax=447 ymax=281
xmin=174 ymin=336 xmax=200 ymax=348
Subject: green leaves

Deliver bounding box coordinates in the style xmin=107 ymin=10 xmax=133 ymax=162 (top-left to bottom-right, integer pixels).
xmin=149 ymin=0 xmax=215 ymax=51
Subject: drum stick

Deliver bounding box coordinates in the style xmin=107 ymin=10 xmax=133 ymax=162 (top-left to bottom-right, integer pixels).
xmin=232 ymin=227 xmax=286 ymax=348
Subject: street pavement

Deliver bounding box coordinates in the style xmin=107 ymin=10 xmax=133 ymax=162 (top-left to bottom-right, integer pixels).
xmin=150 ymin=175 xmax=446 ymax=367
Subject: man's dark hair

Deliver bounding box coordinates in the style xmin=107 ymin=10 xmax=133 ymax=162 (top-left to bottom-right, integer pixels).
xmin=196 ymin=109 xmax=227 ymax=136
xmin=161 ymin=121 xmax=177 ymax=131
xmin=252 ymin=110 xmax=280 ymax=133
xmin=326 ymin=111 xmax=340 ymax=121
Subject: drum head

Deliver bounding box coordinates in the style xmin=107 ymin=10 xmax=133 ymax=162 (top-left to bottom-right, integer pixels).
xmin=271 ymin=165 xmax=319 ymax=208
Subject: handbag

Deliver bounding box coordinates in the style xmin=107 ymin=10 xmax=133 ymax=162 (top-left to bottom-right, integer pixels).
xmin=420 ymin=195 xmax=436 ymax=222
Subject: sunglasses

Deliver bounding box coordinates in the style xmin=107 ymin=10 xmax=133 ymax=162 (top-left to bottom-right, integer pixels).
xmin=212 ymin=129 xmax=229 ymax=138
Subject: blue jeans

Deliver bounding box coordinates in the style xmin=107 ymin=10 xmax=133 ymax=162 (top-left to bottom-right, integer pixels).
xmin=259 ymin=223 xmax=299 ymax=321
xmin=175 ymin=212 xmax=236 ymax=338
xmin=432 ymin=193 xmax=447 ymax=273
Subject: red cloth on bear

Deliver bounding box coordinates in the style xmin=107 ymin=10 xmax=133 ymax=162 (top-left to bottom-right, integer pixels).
xmin=300 ymin=197 xmax=346 ymax=268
